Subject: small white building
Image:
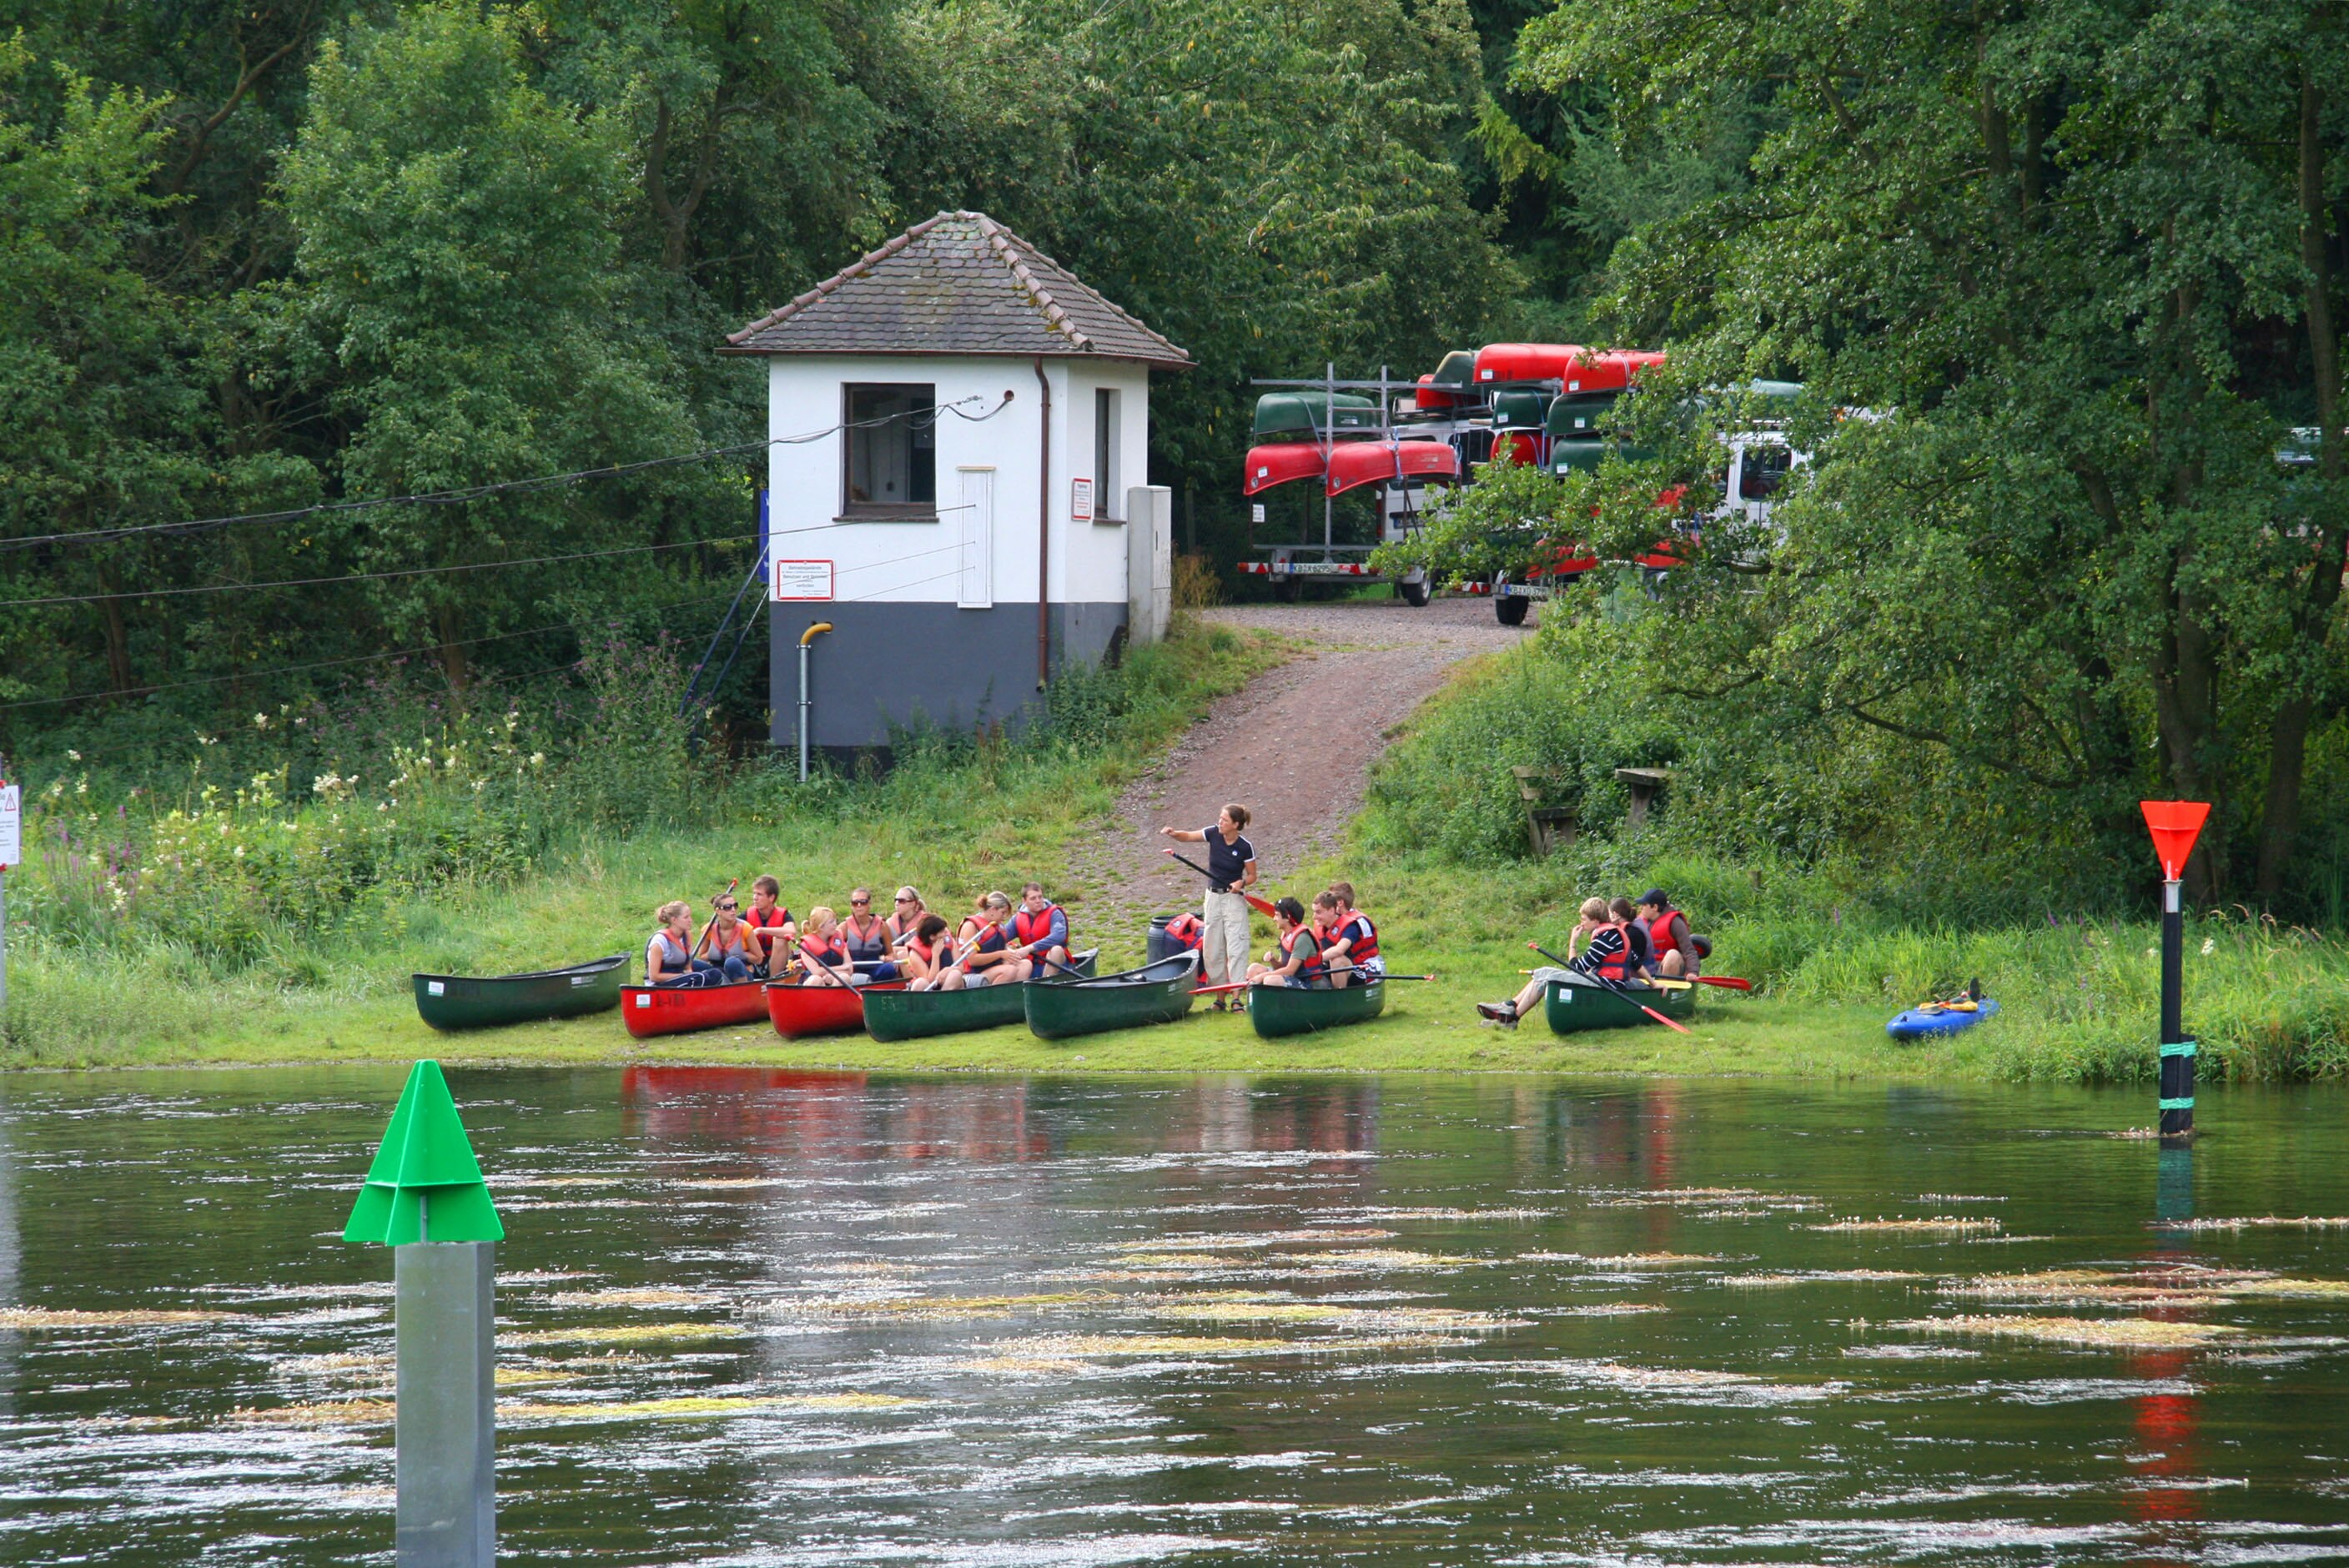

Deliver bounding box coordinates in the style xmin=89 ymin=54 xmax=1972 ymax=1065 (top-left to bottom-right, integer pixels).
xmin=721 ymin=210 xmax=1189 ymax=756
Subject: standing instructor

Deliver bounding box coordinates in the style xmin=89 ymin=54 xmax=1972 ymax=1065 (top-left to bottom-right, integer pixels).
xmin=1161 ymin=805 xmax=1257 ymax=1003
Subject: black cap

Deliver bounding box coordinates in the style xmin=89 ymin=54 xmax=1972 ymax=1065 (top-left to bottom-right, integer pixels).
xmin=1637 ymin=888 xmax=1668 ymax=908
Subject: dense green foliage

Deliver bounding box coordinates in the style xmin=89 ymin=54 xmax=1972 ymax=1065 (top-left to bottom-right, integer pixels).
xmin=1381 ymin=0 xmax=2349 ymax=910
xmin=0 ymin=0 xmax=1506 ymax=761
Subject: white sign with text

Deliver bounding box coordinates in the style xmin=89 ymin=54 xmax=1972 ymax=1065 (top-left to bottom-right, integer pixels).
xmin=0 ymin=782 xmax=18 ymax=868
xmin=772 ymin=560 xmax=835 ymax=601
xmin=1070 ymin=478 xmax=1094 ymax=522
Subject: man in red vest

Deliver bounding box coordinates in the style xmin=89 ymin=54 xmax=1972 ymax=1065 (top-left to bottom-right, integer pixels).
xmin=1637 ymin=889 xmax=1703 ymax=977
xmin=1012 ymin=882 xmax=1072 ymax=975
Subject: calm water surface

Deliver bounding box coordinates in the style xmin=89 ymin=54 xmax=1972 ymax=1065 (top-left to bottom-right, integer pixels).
xmin=2 ymin=1068 xmax=2345 ymax=1565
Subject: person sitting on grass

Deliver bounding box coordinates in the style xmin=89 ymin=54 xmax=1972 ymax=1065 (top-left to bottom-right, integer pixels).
xmin=793 ymin=907 xmax=862 ymax=988
xmin=903 ymin=914 xmax=970 ymax=992
xmin=695 ymin=892 xmax=757 ymax=983
xmin=1611 ymin=896 xmax=1653 ymax=980
xmin=1322 ymin=884 xmax=1381 ymax=986
xmin=839 ymin=887 xmax=897 ymax=981
xmin=1476 ymin=897 xmax=1632 ymax=1028
xmin=646 ymin=901 xmax=721 ymax=988
xmin=1637 ymin=889 xmax=1703 ymax=977
xmin=739 ymin=876 xmax=796 ymax=974
xmin=1247 ymin=897 xmax=1329 ymax=990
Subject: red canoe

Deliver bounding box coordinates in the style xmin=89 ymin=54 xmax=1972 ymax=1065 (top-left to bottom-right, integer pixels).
xmin=1325 ymin=440 xmax=1461 ymax=497
xmin=1243 ymin=442 xmax=1329 ymax=495
xmin=766 ymin=979 xmax=906 ymax=1038
xmin=621 ymin=981 xmax=772 ymax=1038
xmin=1471 ymin=343 xmax=1587 ymax=386
xmin=1560 ymin=349 xmax=1667 ymax=395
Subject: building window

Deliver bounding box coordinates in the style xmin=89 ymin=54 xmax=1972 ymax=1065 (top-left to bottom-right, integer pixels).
xmin=841 ymin=384 xmax=937 ymax=518
xmin=1094 ymin=388 xmax=1122 ymax=520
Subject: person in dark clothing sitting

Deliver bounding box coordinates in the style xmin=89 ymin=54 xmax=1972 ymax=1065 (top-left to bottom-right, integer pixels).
xmin=1476 ymin=897 xmax=1633 ymax=1028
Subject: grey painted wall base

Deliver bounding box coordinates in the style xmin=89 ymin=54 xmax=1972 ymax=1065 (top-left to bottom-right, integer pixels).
xmin=396 ymin=1241 xmax=495 ymax=1568
xmin=772 ymin=600 xmax=1127 ymax=751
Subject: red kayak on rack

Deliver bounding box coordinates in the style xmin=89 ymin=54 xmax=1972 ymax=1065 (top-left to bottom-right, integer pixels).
xmin=1243 ymin=442 xmax=1330 ymax=495
xmin=766 ymin=978 xmax=906 ymax=1038
xmin=621 ymin=981 xmax=772 ymax=1038
xmin=1559 ymin=349 xmax=1667 ymax=395
xmin=1325 ymin=440 xmax=1460 ymax=497
xmin=1471 ymin=343 xmax=1588 ymax=386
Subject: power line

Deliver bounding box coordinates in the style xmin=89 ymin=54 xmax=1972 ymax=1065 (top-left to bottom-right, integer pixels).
xmin=0 ymin=393 xmax=1014 ymax=556
xmin=0 ymin=530 xmax=762 ymax=609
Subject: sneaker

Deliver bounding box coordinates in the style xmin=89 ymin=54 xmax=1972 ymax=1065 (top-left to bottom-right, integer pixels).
xmin=1476 ymin=1001 xmax=1517 ymax=1025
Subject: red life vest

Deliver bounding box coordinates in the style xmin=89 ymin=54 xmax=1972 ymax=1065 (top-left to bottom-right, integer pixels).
xmin=744 ymin=903 xmax=792 ymax=932
xmin=1280 ymin=925 xmax=1327 ymax=983
xmin=1014 ymin=904 xmax=1064 ymax=952
xmin=1591 ymin=921 xmax=1635 ymax=982
xmin=1645 ymin=908 xmax=1687 ymax=962
xmin=905 ymin=935 xmax=937 ymax=967
xmin=1167 ymin=912 xmax=1203 ymax=950
xmin=1339 ymin=911 xmax=1379 ymax=965
xmin=970 ymin=922 xmax=1008 ymax=954
xmin=799 ymin=935 xmax=846 ymax=968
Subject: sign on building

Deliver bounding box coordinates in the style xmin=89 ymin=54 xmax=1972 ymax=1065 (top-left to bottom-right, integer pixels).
xmin=772 ymin=560 xmax=835 ymax=601
xmin=1070 ymin=477 xmax=1094 ymax=522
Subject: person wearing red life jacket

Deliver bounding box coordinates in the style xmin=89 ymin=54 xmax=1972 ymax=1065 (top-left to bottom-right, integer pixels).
xmin=960 ymin=892 xmax=1024 ymax=986
xmin=1246 ymin=897 xmax=1328 ymax=989
xmin=792 ymin=907 xmax=861 ymax=988
xmin=1011 ymin=882 xmax=1072 ymax=975
xmin=903 ymin=913 xmax=971 ymax=992
xmin=838 ymin=887 xmax=898 ymax=981
xmin=1323 ymin=882 xmax=1383 ymax=986
xmin=1636 ymin=888 xmax=1703 ymax=977
xmin=1611 ymin=896 xmax=1654 ymax=978
xmin=1477 ymin=897 xmax=1626 ymax=1028
xmin=739 ymin=876 xmax=797 ymax=976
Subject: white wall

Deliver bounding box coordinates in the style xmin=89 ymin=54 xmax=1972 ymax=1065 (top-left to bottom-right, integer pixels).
xmin=763 ymin=354 xmax=1153 ymax=611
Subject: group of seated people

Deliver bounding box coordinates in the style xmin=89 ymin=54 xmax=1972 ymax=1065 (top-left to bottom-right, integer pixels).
xmin=645 ymin=880 xmax=1074 ymax=990
xmin=1478 ymin=888 xmax=1704 ymax=1028
xmin=1230 ymin=882 xmax=1381 ymax=1005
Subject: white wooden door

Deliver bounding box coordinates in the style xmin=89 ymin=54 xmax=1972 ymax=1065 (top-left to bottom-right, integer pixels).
xmin=956 ymin=466 xmax=994 ymax=609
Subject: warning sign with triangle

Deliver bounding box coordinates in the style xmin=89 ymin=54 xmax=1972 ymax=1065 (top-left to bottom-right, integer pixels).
xmin=2140 ymin=800 xmax=2211 ymax=883
xmin=344 ymin=1060 xmax=505 ymax=1245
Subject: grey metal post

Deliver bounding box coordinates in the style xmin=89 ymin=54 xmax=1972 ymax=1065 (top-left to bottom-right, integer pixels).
xmin=798 ymin=637 xmax=812 ymax=782
xmin=395 ymin=1238 xmax=496 ymax=1568
xmin=0 ymin=867 xmax=8 ymax=1014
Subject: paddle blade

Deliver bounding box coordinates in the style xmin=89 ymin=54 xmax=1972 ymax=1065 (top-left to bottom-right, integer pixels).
xmin=1690 ymin=975 xmax=1753 ymax=992
xmin=1244 ymin=892 xmax=1278 ymax=917
xmin=1637 ymin=1002 xmax=1693 ymax=1034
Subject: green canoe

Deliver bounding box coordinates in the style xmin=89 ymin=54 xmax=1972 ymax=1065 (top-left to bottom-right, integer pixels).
xmin=414 ymin=954 xmax=628 ymax=1031
xmin=860 ymin=949 xmax=1099 ymax=1042
xmin=1024 ymin=953 xmax=1200 ymax=1041
xmin=1249 ymin=978 xmax=1385 ymax=1039
xmin=1542 ymin=972 xmax=1696 ymax=1034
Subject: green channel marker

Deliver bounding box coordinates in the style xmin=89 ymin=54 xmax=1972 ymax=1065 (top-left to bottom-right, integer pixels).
xmin=345 ymin=1059 xmax=504 ymax=1246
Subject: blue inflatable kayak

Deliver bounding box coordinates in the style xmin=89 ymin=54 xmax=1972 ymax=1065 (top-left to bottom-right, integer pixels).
xmin=1887 ymin=998 xmax=1999 ymax=1039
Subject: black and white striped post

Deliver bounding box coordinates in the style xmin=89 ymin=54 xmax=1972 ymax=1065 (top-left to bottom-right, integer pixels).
xmin=2140 ymin=802 xmax=2210 ymax=1144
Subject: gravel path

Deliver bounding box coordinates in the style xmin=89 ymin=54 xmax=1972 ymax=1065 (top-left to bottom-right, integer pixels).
xmin=1067 ymin=596 xmax=1536 ymax=928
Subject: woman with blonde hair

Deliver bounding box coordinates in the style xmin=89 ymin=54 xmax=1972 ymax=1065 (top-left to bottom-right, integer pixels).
xmin=646 ymin=900 xmax=718 ymax=987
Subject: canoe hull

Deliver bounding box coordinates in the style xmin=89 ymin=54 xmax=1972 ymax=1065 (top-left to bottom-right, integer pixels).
xmin=861 ymin=950 xmax=1099 ymax=1042
xmin=1887 ymin=998 xmax=1999 ymax=1039
xmin=621 ymin=982 xmax=772 ymax=1038
xmin=766 ymin=980 xmax=908 ymax=1039
xmin=1024 ymin=954 xmax=1200 ymax=1041
xmin=1249 ymin=979 xmax=1386 ymax=1039
xmin=1542 ymin=975 xmax=1697 ymax=1034
xmin=415 ymin=956 xmax=628 ymax=1031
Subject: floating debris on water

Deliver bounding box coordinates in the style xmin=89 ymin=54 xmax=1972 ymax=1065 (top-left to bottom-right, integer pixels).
xmin=542 ymin=1289 xmax=727 ymax=1309
xmin=1591 ymin=1189 xmax=1816 ymax=1210
xmin=233 ymin=1400 xmax=397 ymax=1426
xmin=1267 ymin=1249 xmax=1483 ymax=1272
xmin=803 ymin=1261 xmax=926 ymax=1277
xmin=506 ymin=1321 xmax=746 ymax=1346
xmin=1344 ymin=1208 xmax=1554 ymax=1222
xmin=492 ymin=1175 xmax=631 ymax=1190
xmin=1552 ymin=1303 xmax=1668 ymax=1317
xmin=673 ymin=1177 xmax=790 ymax=1189
xmin=1582 ymin=1253 xmax=1719 ymax=1268
xmin=1917 ymin=1194 xmax=2007 ymax=1204
xmin=1728 ymin=1270 xmax=1928 ymax=1289
xmin=1890 ymin=1314 xmax=2252 ymax=1350
xmin=767 ymin=1291 xmax=1113 ymax=1321
xmin=1808 ymin=1218 xmax=2004 ymax=1236
xmin=0 ymin=1307 xmax=233 ymax=1329
xmin=1153 ymin=1302 xmax=1527 ymax=1333
xmin=1112 ymin=1229 xmax=1397 ymax=1252
xmin=499 ymin=1270 xmax=601 ymax=1284
xmin=500 ymin=1393 xmax=922 ymax=1423
xmin=1843 ymin=1342 xmax=1984 ymax=1359
xmin=992 ymin=1333 xmax=1457 ymax=1361
xmin=2158 ymin=1215 xmax=2349 ymax=1233
xmin=1522 ymin=1359 xmax=1841 ymax=1400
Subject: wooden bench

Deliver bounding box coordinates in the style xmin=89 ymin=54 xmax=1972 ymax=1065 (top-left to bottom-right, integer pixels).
xmin=1614 ymin=766 xmax=1672 ymax=832
xmin=1511 ymin=766 xmax=1577 ymax=858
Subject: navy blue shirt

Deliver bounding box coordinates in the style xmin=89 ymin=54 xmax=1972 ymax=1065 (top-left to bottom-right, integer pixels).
xmin=1203 ymin=828 xmax=1256 ymax=892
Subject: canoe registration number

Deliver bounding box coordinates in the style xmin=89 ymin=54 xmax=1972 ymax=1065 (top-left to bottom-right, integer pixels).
xmin=426 ymin=982 xmax=445 ymax=996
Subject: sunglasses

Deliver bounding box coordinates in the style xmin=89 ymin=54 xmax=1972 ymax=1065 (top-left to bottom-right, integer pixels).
xmin=894 ymin=896 xmax=915 ymax=903
xmin=851 ymin=898 xmax=871 ymax=907
xmin=716 ymin=902 xmax=737 ymax=912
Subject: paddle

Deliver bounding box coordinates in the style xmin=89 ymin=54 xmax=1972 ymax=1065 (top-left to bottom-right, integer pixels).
xmin=1162 ymin=848 xmax=1278 ymax=917
xmin=1518 ymin=970 xmax=1748 ymax=992
xmin=1528 ymin=941 xmax=1692 ymax=1034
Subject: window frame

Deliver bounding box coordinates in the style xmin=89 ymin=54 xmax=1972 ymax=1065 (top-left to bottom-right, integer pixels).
xmin=838 ymin=382 xmax=939 ymax=521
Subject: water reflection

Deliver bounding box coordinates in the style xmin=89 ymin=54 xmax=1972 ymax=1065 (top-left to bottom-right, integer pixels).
xmin=0 ymin=1069 xmax=2344 ymax=1568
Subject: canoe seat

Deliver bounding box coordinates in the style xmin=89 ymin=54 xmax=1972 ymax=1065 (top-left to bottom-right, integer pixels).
xmin=1511 ymin=766 xmax=1577 ymax=859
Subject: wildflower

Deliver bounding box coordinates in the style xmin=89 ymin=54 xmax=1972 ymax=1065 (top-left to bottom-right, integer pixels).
xmin=2201 ymin=937 xmax=2216 ymax=956
xmin=233 ymin=845 xmax=245 ymax=859
xmin=528 ymin=752 xmax=544 ymax=768
xmin=2145 ymin=947 xmax=2157 ymax=957
xmin=74 ymin=778 xmax=87 ymax=796
xmin=254 ymin=712 xmax=269 ymax=728
xmin=66 ymin=749 xmax=81 ymax=761
xmin=377 ymin=802 xmax=388 ymax=813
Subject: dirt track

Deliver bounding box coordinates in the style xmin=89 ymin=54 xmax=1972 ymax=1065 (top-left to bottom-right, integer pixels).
xmin=1068 ymin=596 xmax=1537 ymax=925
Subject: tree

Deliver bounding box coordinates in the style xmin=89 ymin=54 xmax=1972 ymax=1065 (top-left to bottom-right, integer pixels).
xmin=1510 ymin=0 xmax=2349 ymax=905
xmin=279 ymin=3 xmax=712 ymax=694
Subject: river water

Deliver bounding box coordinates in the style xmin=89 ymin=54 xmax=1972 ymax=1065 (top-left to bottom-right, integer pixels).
xmin=2 ymin=1068 xmax=2344 ymax=1565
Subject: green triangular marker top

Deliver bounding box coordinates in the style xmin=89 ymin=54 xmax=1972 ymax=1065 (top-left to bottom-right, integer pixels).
xmin=344 ymin=1059 xmax=505 ymax=1245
